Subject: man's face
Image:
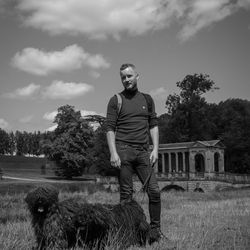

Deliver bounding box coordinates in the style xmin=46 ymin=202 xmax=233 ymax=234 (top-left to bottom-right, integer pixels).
xmin=120 ymin=67 xmax=138 ymax=92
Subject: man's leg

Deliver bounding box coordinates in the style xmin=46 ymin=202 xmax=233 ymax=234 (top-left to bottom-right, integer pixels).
xmin=136 ymin=149 xmax=161 ymax=243
xmin=116 ymin=145 xmax=136 ymax=202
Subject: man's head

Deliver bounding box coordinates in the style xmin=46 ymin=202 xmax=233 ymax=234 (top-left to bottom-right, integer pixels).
xmin=120 ymin=63 xmax=139 ymax=92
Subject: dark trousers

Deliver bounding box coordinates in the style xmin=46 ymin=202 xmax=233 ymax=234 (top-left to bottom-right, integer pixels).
xmin=116 ymin=143 xmax=161 ymax=229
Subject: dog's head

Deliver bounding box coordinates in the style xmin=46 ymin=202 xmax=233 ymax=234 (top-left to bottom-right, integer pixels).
xmin=25 ymin=185 xmax=59 ymax=216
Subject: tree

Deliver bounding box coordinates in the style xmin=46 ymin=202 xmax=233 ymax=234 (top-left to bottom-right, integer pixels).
xmin=83 ymin=115 xmax=119 ymax=176
xmin=15 ymin=131 xmax=26 ymax=156
xmin=8 ymin=131 xmax=16 ymax=155
xmin=215 ymin=99 xmax=250 ymax=173
xmin=41 ymin=105 xmax=94 ymax=179
xmin=0 ymin=128 xmax=10 ymax=154
xmin=164 ymin=73 xmax=219 ymax=142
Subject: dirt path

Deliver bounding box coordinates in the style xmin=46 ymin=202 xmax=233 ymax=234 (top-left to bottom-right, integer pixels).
xmin=2 ymin=175 xmax=79 ymax=183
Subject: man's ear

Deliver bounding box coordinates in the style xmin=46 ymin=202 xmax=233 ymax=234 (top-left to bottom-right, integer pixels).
xmin=136 ymin=74 xmax=139 ymax=81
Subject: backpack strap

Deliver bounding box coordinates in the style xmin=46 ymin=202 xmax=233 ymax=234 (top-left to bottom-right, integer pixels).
xmin=115 ymin=93 xmax=122 ymax=117
xmin=142 ymin=93 xmax=153 ymax=114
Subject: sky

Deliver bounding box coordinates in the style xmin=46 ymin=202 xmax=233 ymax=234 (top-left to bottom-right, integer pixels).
xmin=0 ymin=0 xmax=249 ymax=132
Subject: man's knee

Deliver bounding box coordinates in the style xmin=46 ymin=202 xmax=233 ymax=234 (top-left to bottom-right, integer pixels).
xmin=120 ymin=185 xmax=133 ymax=201
xmin=148 ymin=187 xmax=161 ymax=203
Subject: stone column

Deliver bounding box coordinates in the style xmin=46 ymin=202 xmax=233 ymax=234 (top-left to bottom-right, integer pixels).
xmin=189 ymin=151 xmax=195 ymax=179
xmin=162 ymin=153 xmax=165 ymax=175
xmin=175 ymin=152 xmax=178 ymax=172
xmin=182 ymin=152 xmax=186 ymax=176
xmin=219 ymin=151 xmax=225 ymax=172
xmin=168 ymin=153 xmax=172 ymax=178
xmin=155 ymin=158 xmax=159 ymax=173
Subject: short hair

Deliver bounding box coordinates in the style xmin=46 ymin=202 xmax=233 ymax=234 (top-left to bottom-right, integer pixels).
xmin=120 ymin=63 xmax=136 ymax=71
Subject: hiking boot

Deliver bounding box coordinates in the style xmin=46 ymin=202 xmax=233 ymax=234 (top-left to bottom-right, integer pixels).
xmin=148 ymin=227 xmax=163 ymax=245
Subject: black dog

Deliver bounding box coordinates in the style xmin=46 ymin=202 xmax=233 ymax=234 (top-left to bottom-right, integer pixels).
xmin=25 ymin=185 xmax=150 ymax=249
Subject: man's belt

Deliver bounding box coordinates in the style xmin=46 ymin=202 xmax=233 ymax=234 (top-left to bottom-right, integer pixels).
xmin=117 ymin=143 xmax=149 ymax=151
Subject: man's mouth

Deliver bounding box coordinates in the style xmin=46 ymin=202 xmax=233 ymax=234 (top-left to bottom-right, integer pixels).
xmin=126 ymin=82 xmax=133 ymax=88
xmin=38 ymin=206 xmax=44 ymax=212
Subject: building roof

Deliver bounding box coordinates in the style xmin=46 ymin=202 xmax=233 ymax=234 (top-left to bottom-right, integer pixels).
xmin=159 ymin=140 xmax=225 ymax=150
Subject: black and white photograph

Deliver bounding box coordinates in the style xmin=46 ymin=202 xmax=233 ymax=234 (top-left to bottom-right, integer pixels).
xmin=0 ymin=0 xmax=250 ymax=249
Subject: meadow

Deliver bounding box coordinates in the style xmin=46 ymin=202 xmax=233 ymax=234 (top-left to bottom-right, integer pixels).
xmin=0 ymin=180 xmax=250 ymax=250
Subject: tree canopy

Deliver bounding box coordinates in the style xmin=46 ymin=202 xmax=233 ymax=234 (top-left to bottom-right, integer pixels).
xmin=41 ymin=105 xmax=94 ymax=179
xmin=163 ymin=73 xmax=218 ymax=142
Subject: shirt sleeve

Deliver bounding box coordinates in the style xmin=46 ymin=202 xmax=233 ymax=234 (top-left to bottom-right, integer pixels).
xmin=148 ymin=95 xmax=158 ymax=129
xmin=106 ymin=95 xmax=118 ymax=132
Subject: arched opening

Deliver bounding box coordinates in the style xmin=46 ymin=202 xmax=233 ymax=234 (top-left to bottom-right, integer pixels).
xmin=195 ymin=153 xmax=205 ymax=177
xmin=161 ymin=184 xmax=185 ymax=192
xmin=214 ymin=152 xmax=220 ymax=172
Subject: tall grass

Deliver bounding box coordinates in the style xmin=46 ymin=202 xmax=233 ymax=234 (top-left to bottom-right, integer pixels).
xmin=1 ymin=188 xmax=250 ymax=249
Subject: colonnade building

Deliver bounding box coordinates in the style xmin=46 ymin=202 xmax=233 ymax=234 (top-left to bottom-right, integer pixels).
xmin=155 ymin=140 xmax=225 ymax=179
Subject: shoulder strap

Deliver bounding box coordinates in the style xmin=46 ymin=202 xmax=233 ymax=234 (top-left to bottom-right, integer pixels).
xmin=115 ymin=93 xmax=122 ymax=116
xmin=142 ymin=93 xmax=153 ymax=114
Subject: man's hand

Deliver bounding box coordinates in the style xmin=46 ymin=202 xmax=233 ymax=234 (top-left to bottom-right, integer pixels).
xmin=110 ymin=152 xmax=121 ymax=169
xmin=107 ymin=130 xmax=121 ymax=168
xmin=150 ymin=149 xmax=158 ymax=166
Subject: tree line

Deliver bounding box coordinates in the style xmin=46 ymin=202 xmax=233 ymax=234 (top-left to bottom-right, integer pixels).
xmin=0 ymin=73 xmax=250 ymax=178
xmin=0 ymin=129 xmax=51 ymax=156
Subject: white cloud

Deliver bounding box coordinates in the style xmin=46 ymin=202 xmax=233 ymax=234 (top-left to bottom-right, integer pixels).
xmin=178 ymin=0 xmax=235 ymax=41
xmin=0 ymin=118 xmax=9 ymax=129
xmin=43 ymin=111 xmax=58 ymax=121
xmin=80 ymin=110 xmax=105 ymax=117
xmin=11 ymin=44 xmax=110 ymax=75
xmin=3 ymin=83 xmax=40 ymax=99
xmin=19 ymin=115 xmax=33 ymax=123
xmin=42 ymin=80 xmax=94 ymax=100
xmin=149 ymin=87 xmax=168 ymax=100
xmin=45 ymin=124 xmax=57 ymax=132
xmin=89 ymin=71 xmax=101 ymax=79
xmin=44 ymin=109 xmax=104 ymax=131
xmin=17 ymin=0 xmax=250 ymax=41
xmin=17 ymin=0 xmax=173 ymax=39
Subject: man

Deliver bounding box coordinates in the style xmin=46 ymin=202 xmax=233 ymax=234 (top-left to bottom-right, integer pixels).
xmin=106 ymin=63 xmax=162 ymax=244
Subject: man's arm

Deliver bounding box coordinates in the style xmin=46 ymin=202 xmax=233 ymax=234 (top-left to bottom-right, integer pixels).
xmin=149 ymin=126 xmax=159 ymax=166
xmin=106 ymin=96 xmax=121 ymax=168
xmin=106 ymin=130 xmax=121 ymax=168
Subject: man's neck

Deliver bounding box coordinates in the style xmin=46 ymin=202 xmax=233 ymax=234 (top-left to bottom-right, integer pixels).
xmin=123 ymin=88 xmax=138 ymax=97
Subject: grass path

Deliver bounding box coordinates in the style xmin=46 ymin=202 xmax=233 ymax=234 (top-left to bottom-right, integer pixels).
xmin=2 ymin=175 xmax=76 ymax=183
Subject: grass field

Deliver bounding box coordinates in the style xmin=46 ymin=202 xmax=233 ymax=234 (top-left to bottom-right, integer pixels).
xmin=0 ymin=155 xmax=55 ymax=178
xmin=0 ymin=181 xmax=250 ymax=250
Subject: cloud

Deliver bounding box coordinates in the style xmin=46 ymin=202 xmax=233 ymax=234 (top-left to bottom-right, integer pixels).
xmin=89 ymin=71 xmax=101 ymax=79
xmin=45 ymin=124 xmax=57 ymax=132
xmin=17 ymin=0 xmax=250 ymax=41
xmin=178 ymin=0 xmax=250 ymax=41
xmin=19 ymin=115 xmax=33 ymax=123
xmin=0 ymin=118 xmax=9 ymax=129
xmin=43 ymin=111 xmax=58 ymax=121
xmin=11 ymin=44 xmax=110 ymax=75
xmin=44 ymin=109 xmax=104 ymax=131
xmin=42 ymin=80 xmax=94 ymax=100
xmin=80 ymin=110 xmax=105 ymax=117
xmin=3 ymin=83 xmax=40 ymax=99
xmin=149 ymin=87 xmax=168 ymax=100
xmin=178 ymin=0 xmax=234 ymax=41
xmin=17 ymin=0 xmax=174 ymax=39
